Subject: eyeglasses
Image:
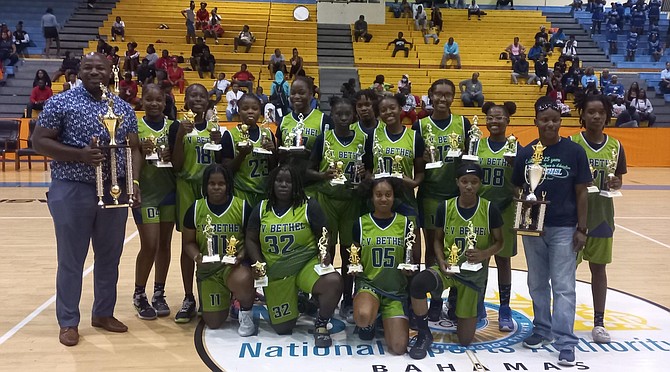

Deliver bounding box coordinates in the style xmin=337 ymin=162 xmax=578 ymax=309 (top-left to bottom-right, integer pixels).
xmin=486 ymin=116 xmax=508 ymax=122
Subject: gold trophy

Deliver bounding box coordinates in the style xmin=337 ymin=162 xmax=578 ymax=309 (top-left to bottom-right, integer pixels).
xmin=462 ymin=115 xmax=483 ymax=161
xmin=460 ymin=221 xmax=483 ymax=271
xmin=446 ymin=132 xmax=462 ymax=158
xmin=278 ymin=113 xmax=305 ymax=152
xmin=373 ymin=132 xmax=390 ymax=179
xmin=347 ymin=244 xmax=363 ymax=274
xmin=587 ymin=164 xmax=600 ymax=193
xmin=95 ymin=83 xmax=134 ymax=209
xmin=203 ymin=107 xmax=222 ymax=151
xmin=201 ymin=215 xmax=221 ymax=263
xmin=398 ymin=221 xmax=418 ymax=271
xmin=391 ymin=154 xmax=404 ymax=179
xmin=445 ymin=243 xmax=461 ymax=274
xmin=252 ymin=261 xmax=268 ymax=288
xmin=183 ymin=109 xmax=198 ymax=136
xmin=349 ymin=143 xmax=364 ymax=189
xmin=144 ymin=134 xmax=159 ymax=161
xmin=253 ymin=118 xmax=273 ymax=155
xmin=314 ymin=227 xmax=335 ymax=275
xmin=424 ymin=124 xmax=443 ymax=170
xmin=503 ymin=134 xmax=518 ymax=158
xmin=155 ymin=134 xmax=173 ymax=168
xmin=324 ymin=140 xmax=347 ymax=186
xmin=222 ymin=235 xmax=239 ymax=264
xmin=600 ymin=148 xmax=622 ymax=198
xmin=236 ymin=123 xmax=251 ymax=148
xmin=513 ymin=142 xmax=551 ymax=236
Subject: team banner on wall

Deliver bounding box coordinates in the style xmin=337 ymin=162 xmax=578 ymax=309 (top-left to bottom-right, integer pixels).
xmin=196 ymin=269 xmax=670 ymax=371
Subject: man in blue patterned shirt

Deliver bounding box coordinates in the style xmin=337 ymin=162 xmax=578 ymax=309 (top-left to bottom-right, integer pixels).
xmin=33 ymin=53 xmax=143 ymax=347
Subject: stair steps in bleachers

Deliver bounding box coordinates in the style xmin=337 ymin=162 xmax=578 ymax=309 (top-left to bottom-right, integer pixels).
xmin=318 ymin=67 xmax=358 ymax=114
xmin=317 ymin=24 xmax=355 ymax=66
xmin=542 ymin=12 xmax=613 ymax=69
xmin=0 ymin=60 xmax=62 ymax=118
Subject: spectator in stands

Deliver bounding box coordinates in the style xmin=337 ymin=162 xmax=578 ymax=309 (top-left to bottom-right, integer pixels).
xmin=13 ymin=22 xmax=30 ymax=58
xmin=535 ymin=25 xmax=549 ymax=46
xmin=190 ymin=37 xmax=210 ymax=72
xmin=423 ymin=21 xmax=440 ymax=44
xmin=354 ymin=15 xmax=372 ymax=42
xmin=195 ymin=2 xmax=209 ymax=31
xmin=270 ymin=71 xmax=291 ymax=117
xmin=119 ymin=72 xmax=140 ymax=107
xmin=603 ymin=75 xmax=625 ymax=101
xmin=182 ymin=1 xmax=197 ymax=44
xmin=625 ymin=81 xmax=640 ymax=103
xmin=255 ymin=86 xmax=269 ymax=109
xmin=506 ymin=37 xmax=526 ymax=65
xmin=387 ymin=32 xmax=413 ymax=58
xmin=648 ymin=33 xmax=663 ymax=62
xmin=208 ymin=72 xmax=230 ymax=103
xmin=549 ymin=28 xmax=567 ymax=52
xmin=397 ymin=74 xmax=411 ymax=93
xmin=401 ymin=0 xmax=412 ymax=18
xmin=41 ymin=8 xmax=60 ymax=58
xmin=62 ymin=71 xmax=82 ymax=91
xmin=415 ymin=5 xmax=428 ymax=30
xmin=197 ymin=49 xmax=216 ymax=79
xmin=431 ymin=5 xmax=443 ymax=31
xmin=467 ymin=0 xmax=484 ymax=20
xmin=459 ymin=72 xmax=484 ymax=107
xmin=611 ymin=96 xmax=628 ymax=123
xmin=535 ymin=55 xmax=550 ymax=87
xmin=496 ymin=0 xmax=514 ymax=10
xmin=202 ymin=7 xmax=223 ymax=44
xmin=52 ymin=51 xmax=80 ymax=82
xmin=591 ymin=0 xmax=605 ymax=35
xmin=155 ymin=49 xmax=173 ymax=71
xmin=625 ymin=31 xmax=637 ymax=62
xmin=528 ymin=42 xmax=544 ymax=62
xmin=614 ymin=2 xmax=625 ymax=29
xmin=418 ymin=94 xmax=432 ymax=119
xmin=600 ymin=69 xmax=612 ymax=91
xmin=137 ymin=59 xmax=154 ymax=86
xmin=440 ymin=37 xmax=461 ymax=69
xmin=630 ymin=8 xmax=645 ymax=35
xmin=630 ymin=90 xmax=656 ymax=126
xmin=144 ymin=44 xmax=158 ymax=67
xmin=0 ymin=32 xmax=19 ymax=66
xmin=370 ymin=74 xmax=394 ymax=94
xmin=581 ymin=67 xmax=599 ymax=94
xmin=233 ymin=25 xmax=256 ymax=53
xmin=648 ymin=0 xmax=661 ymax=29
xmin=548 ymin=80 xmax=571 ymax=116
xmin=167 ymin=60 xmax=185 ymax=94
xmin=288 ymin=48 xmax=304 ymax=79
xmin=225 ymin=82 xmax=244 ymax=121
xmin=268 ymin=48 xmax=287 ymax=76
xmin=161 ymin=79 xmax=177 ymax=120
xmin=341 ymin=78 xmax=358 ymax=100
xmin=399 ymin=86 xmax=418 ymax=123
xmin=232 ymin=63 xmax=255 ymax=92
xmin=390 ymin=0 xmax=402 ymax=18
xmin=562 ymin=35 xmax=578 ymax=61
xmin=111 ymin=16 xmax=125 ymax=42
xmin=553 ymin=55 xmax=567 ymax=77
xmin=124 ymin=42 xmax=140 ymax=77
xmin=511 ymin=54 xmax=538 ymax=85
xmin=33 ymin=69 xmax=52 ymax=88
xmin=659 ymin=62 xmax=670 ymax=94
xmin=26 ymin=79 xmax=52 ymax=118
xmin=96 ymin=38 xmax=112 ymax=56
xmin=606 ymin=18 xmax=619 ymax=55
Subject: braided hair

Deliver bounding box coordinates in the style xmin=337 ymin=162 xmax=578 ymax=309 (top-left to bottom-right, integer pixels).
xmin=266 ymin=164 xmax=307 ymax=211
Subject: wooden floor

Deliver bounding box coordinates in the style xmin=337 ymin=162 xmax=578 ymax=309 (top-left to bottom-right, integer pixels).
xmin=0 ymin=167 xmax=669 ymax=371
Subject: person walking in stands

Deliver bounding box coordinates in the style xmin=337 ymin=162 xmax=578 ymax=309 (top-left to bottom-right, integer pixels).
xmin=182 ymin=1 xmax=197 ymax=44
xmin=41 ymin=8 xmax=60 ymax=58
xmin=387 ymin=32 xmax=413 ymax=58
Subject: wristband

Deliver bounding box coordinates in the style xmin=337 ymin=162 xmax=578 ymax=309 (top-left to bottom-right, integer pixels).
xmin=576 ymin=227 xmax=587 ymax=234
xmin=133 ymin=179 xmax=140 ymax=187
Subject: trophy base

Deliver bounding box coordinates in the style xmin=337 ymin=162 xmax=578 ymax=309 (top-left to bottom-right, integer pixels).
xmin=346 ymin=182 xmax=360 ymax=190
xmin=503 ymin=151 xmax=517 ymax=158
xmin=254 ymin=276 xmax=268 ymax=288
xmin=514 ymin=228 xmax=544 ymax=237
xmin=390 ymin=173 xmax=403 ymax=179
xmin=314 ymin=263 xmax=336 ymax=276
xmin=600 ymin=190 xmax=622 ymax=198
xmin=203 ymin=143 xmax=222 ymax=151
xmin=374 ymin=172 xmax=391 ymax=179
xmin=155 ymin=161 xmax=173 ymax=168
xmin=145 ymin=154 xmax=159 ymax=161
xmin=587 ymin=186 xmax=600 ymax=193
xmin=101 ymin=203 xmax=131 ymax=209
xmin=221 ymin=256 xmax=237 ymax=265
xmin=202 ymin=255 xmax=221 ymax=263
xmin=461 ymin=261 xmax=483 ymax=272
xmin=461 ymin=155 xmax=479 ymax=161
xmin=446 ymin=266 xmax=461 ymax=274
xmin=446 ymin=150 xmax=462 ymax=158
xmin=278 ymin=145 xmax=305 ymax=152
xmin=425 ymin=161 xmax=443 ymax=170
xmin=347 ymin=264 xmax=363 ymax=275
xmin=397 ymin=263 xmax=418 ymax=271
xmin=253 ymin=148 xmax=273 ymax=155
xmin=329 ymin=178 xmax=346 ymax=186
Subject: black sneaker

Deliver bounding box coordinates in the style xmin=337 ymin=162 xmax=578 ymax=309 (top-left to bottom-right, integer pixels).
xmin=427 ymin=298 xmax=443 ymax=322
xmin=151 ymin=290 xmax=170 ymax=317
xmin=314 ymin=325 xmax=332 ymax=348
xmin=408 ymin=330 xmax=433 ymax=360
xmin=174 ymin=297 xmax=196 ymax=324
xmin=357 ymin=324 xmax=375 ymax=341
xmin=134 ymin=294 xmax=157 ymax=320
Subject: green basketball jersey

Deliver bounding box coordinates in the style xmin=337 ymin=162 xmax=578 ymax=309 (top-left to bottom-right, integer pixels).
xmin=477 ymin=138 xmax=515 ymax=210
xmin=229 ymin=125 xmax=272 ymax=195
xmin=372 ymin=125 xmax=417 ymax=210
xmin=442 ymin=197 xmax=492 ymax=290
xmin=318 ymin=129 xmax=367 ymax=199
xmin=351 ymin=120 xmax=384 ymax=138
xmin=570 ymin=132 xmax=619 ymax=238
xmin=356 ymin=213 xmax=408 ymax=298
xmin=417 ymin=115 xmax=466 ymax=199
xmin=279 ymin=109 xmax=326 ymax=151
xmin=259 ymin=199 xmax=318 ymax=280
xmin=179 ymin=123 xmax=216 ymax=182
xmin=137 ymin=117 xmax=176 ymax=206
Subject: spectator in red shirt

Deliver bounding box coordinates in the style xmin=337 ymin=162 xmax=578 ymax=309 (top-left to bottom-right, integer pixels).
xmin=119 ymin=72 xmax=140 ymax=107
xmin=155 ymin=49 xmax=174 ymax=72
xmin=195 ymin=2 xmax=209 ymax=30
xmin=232 ymin=63 xmax=255 ymax=92
xmin=26 ymin=79 xmax=53 ymax=117
xmin=167 ymin=60 xmax=185 ymax=93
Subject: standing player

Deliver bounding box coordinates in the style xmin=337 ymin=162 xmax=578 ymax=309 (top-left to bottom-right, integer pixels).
xmin=352 ymin=89 xmax=380 ymax=136
xmin=477 ymin=101 xmax=518 ymax=331
xmin=182 ymin=164 xmax=256 ymax=335
xmin=133 ymin=84 xmax=177 ymax=319
xmin=571 ymin=93 xmax=626 ymax=344
xmin=245 ymin=165 xmax=343 ymax=347
xmin=169 ymin=83 xmax=221 ymax=323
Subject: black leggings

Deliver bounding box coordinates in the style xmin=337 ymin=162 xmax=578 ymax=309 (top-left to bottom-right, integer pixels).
xmin=410 ymin=269 xmax=442 ymax=299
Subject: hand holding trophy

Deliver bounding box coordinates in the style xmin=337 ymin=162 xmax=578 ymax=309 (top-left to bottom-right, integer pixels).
xmin=201 ymin=215 xmax=220 ymax=263
xmin=222 ymin=235 xmax=239 ymax=264
xmin=203 ymin=107 xmax=222 ymax=151
xmin=278 ymin=113 xmax=306 ymax=152
xmin=347 ymin=244 xmax=363 ymax=274
xmin=349 ymin=144 xmax=365 ymax=189
xmin=397 ymin=221 xmax=418 ymax=271
xmin=424 ymin=124 xmax=443 ymax=170
xmin=462 ymin=115 xmax=483 ymax=161
xmin=600 ymin=148 xmax=622 ymax=198
xmin=183 ymin=109 xmax=198 ymax=136
xmin=253 ymin=118 xmax=274 ymax=155
xmin=155 ymin=135 xmax=173 ymax=168
xmin=314 ymin=227 xmax=335 ymax=275
xmin=460 ymin=221 xmax=483 ymax=271
xmin=252 ymin=261 xmax=268 ymax=288
xmin=587 ymin=164 xmax=600 ymax=193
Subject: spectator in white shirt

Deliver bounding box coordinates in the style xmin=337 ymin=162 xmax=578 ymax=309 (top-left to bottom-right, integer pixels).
xmin=630 ymin=90 xmax=656 ymax=126
xmin=659 ymin=62 xmax=670 ymax=94
xmin=208 ymin=72 xmax=231 ymax=103
xmin=111 ymin=16 xmax=125 ymax=42
xmin=414 ymin=5 xmax=427 ymax=31
xmin=62 ymin=71 xmax=83 ymax=91
xmin=233 ymin=25 xmax=255 ymax=53
xmin=225 ymin=82 xmax=244 ymax=121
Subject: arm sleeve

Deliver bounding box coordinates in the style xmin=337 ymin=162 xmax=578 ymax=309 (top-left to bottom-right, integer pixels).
xmin=615 ymin=143 xmax=628 ymax=175
xmin=183 ymin=203 xmax=197 ymax=230
xmin=322 ymin=115 xmax=333 ymax=132
xmin=307 ymin=198 xmax=328 ymax=234
xmin=435 ymin=201 xmax=446 ymax=228
xmin=242 ymin=201 xmax=253 ymax=229
xmin=414 ymin=131 xmax=425 ymax=157
xmin=352 ymin=218 xmax=361 ymax=244
xmin=310 ymin=134 xmax=324 ymax=164
xmin=247 ymin=203 xmax=262 ymax=231
xmin=275 ymin=123 xmax=283 ymax=145
xmin=221 ymin=130 xmax=234 ymax=160
xmin=489 ymin=203 xmax=504 ymax=229
xmin=411 ymin=121 xmax=420 ymax=131
xmin=363 ymin=134 xmax=373 ymax=170
xmin=168 ymin=120 xmax=179 ymax=150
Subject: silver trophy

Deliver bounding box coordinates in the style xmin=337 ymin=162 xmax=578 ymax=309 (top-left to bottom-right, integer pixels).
xmin=397 ymin=221 xmax=418 ymax=271
xmin=424 ymin=124 xmax=443 ymax=170
xmin=253 ymin=118 xmax=274 ymax=155
xmin=373 ymin=132 xmax=390 ymax=179
xmin=513 ymin=142 xmax=550 ymax=236
xmin=155 ymin=135 xmax=173 ymax=168
xmin=462 ymin=115 xmax=482 ymax=161
xmin=314 ymin=227 xmax=335 ymax=275
xmin=278 ymin=113 xmax=306 ymax=152
xmin=201 ymin=215 xmax=221 ymax=263
xmin=600 ymin=148 xmax=622 ymax=198
xmin=203 ymin=107 xmax=222 ymax=151
xmin=460 ymin=221 xmax=483 ymax=271
xmin=349 ymin=143 xmax=364 ymax=189
xmin=587 ymin=164 xmax=600 ymax=193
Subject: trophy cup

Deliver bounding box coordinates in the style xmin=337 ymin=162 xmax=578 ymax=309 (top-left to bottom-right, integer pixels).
xmin=349 ymin=144 xmax=364 ymax=189
xmin=112 ymin=63 xmax=120 ymax=94
xmin=203 ymin=108 xmax=222 ymax=151
xmin=332 ymin=161 xmax=347 ymax=186
xmin=587 ymin=164 xmax=599 ymax=193
xmin=600 ymin=148 xmax=622 ymax=198
xmin=144 ymin=134 xmax=159 ymax=161
xmin=236 ymin=123 xmax=251 ymax=148
xmin=460 ymin=221 xmax=483 ymax=271
xmin=183 ymin=109 xmax=198 ymax=136
xmin=252 ymin=261 xmax=268 ymax=288
xmin=462 ymin=116 xmax=483 ymax=161
xmin=373 ymin=133 xmax=390 ymax=179
xmin=503 ymin=134 xmax=518 ymax=158
xmin=155 ymin=135 xmax=173 ymax=168
xmin=324 ymin=140 xmax=346 ymax=185
xmin=445 ymin=243 xmax=461 ymax=274
xmin=446 ymin=132 xmax=462 ymax=158
xmin=314 ymin=227 xmax=335 ymax=275
xmin=253 ymin=118 xmax=273 ymax=155
xmin=201 ymin=215 xmax=221 ymax=263
xmin=513 ymin=142 xmax=551 ymax=236
xmin=391 ymin=155 xmax=404 ymax=179
xmin=347 ymin=244 xmax=363 ymax=274
xmin=278 ymin=113 xmax=305 ymax=152
xmin=397 ymin=221 xmax=418 ymax=271
xmin=95 ymin=83 xmax=134 ymax=208
xmin=424 ymin=125 xmax=443 ymax=170
xmin=222 ymin=235 xmax=239 ymax=264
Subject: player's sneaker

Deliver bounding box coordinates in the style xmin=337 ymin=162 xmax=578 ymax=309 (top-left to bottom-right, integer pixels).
xmin=592 ymin=326 xmax=611 ymax=343
xmin=174 ymin=296 xmax=196 ymax=323
xmin=238 ymin=309 xmax=257 ymax=337
xmin=134 ymin=293 xmax=158 ymax=320
xmin=151 ymin=290 xmax=170 ymax=317
xmin=357 ymin=324 xmax=375 ymax=341
xmin=408 ymin=330 xmax=433 ymax=360
xmin=558 ymin=349 xmax=576 ymax=367
xmin=427 ymin=298 xmax=443 ymax=322
xmin=522 ymin=333 xmax=553 ymax=349
xmin=498 ymin=305 xmax=514 ymax=332
xmin=313 ymin=325 xmax=332 ymax=348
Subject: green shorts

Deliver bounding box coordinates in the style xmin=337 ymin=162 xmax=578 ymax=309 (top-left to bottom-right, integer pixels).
xmin=234 ymin=189 xmax=265 ymax=209
xmin=176 ymin=178 xmax=202 ymax=232
xmin=418 ymin=196 xmax=443 ymax=230
xmin=355 ymin=285 xmax=407 ymax=320
xmin=579 ymin=236 xmax=613 ymax=265
xmin=496 ymin=203 xmax=518 ymax=258
xmin=199 ymin=265 xmax=233 ymax=313
xmin=429 ymin=266 xmax=479 ymax=319
xmin=316 ymin=192 xmax=359 ymax=248
xmin=265 ymin=257 xmax=321 ymax=325
xmin=132 ymin=204 xmax=176 ymax=225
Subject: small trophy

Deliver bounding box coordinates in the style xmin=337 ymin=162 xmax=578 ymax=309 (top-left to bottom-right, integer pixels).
xmin=203 ymin=108 xmax=222 ymax=151
xmin=183 ymin=110 xmax=198 ymax=136
xmin=332 ymin=161 xmax=347 ymax=185
xmin=397 ymin=221 xmax=418 ymax=271
xmin=424 ymin=124 xmax=443 ymax=170
xmin=391 ymin=154 xmax=404 ymax=179
xmin=446 ymin=132 xmax=462 ymax=158
xmin=201 ymin=215 xmax=221 ymax=263
xmin=237 ymin=123 xmax=251 ymax=148
xmin=155 ymin=140 xmax=173 ymax=168
xmin=95 ymin=83 xmax=134 ymax=208
xmin=513 ymin=142 xmax=551 ymax=236
xmin=252 ymin=261 xmax=268 ymax=288
xmin=144 ymin=135 xmax=159 ymax=161
xmin=600 ymin=148 xmax=622 ymax=198
xmin=445 ymin=243 xmax=461 ymax=274
xmin=347 ymin=244 xmax=363 ymax=274
xmin=278 ymin=113 xmax=305 ymax=152
xmin=314 ymin=227 xmax=335 ymax=275
xmin=222 ymin=235 xmax=239 ymax=264
xmin=349 ymin=144 xmax=364 ymax=189
xmin=503 ymin=134 xmax=518 ymax=158
xmin=373 ymin=133 xmax=390 ymax=179
xmin=112 ymin=63 xmax=120 ymax=94
xmin=253 ymin=118 xmax=273 ymax=155
xmin=587 ymin=164 xmax=599 ymax=193
xmin=460 ymin=221 xmax=483 ymax=271
xmin=462 ymin=116 xmax=482 ymax=161
xmin=324 ymin=140 xmax=346 ymax=185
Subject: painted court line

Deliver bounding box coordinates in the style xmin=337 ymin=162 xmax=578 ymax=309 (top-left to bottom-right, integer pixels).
xmin=0 ymin=230 xmax=139 ymax=346
xmin=616 ymin=223 xmax=670 ymax=249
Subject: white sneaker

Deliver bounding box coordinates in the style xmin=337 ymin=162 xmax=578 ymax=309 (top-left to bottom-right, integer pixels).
xmin=592 ymin=326 xmax=611 ymax=343
xmin=238 ymin=310 xmax=256 ymax=337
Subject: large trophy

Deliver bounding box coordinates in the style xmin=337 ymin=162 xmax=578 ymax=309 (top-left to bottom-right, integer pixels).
xmin=324 ymin=140 xmax=347 ymax=185
xmin=314 ymin=227 xmax=335 ymax=275
xmin=253 ymin=118 xmax=273 ymax=155
xmin=373 ymin=133 xmax=390 ymax=179
xmin=397 ymin=221 xmax=418 ymax=271
xmin=95 ymin=83 xmax=134 ymax=208
xmin=348 ymin=143 xmax=364 ymax=189
xmin=445 ymin=243 xmax=461 ymax=274
xmin=222 ymin=235 xmax=239 ymax=264
xmin=462 ymin=116 xmax=482 ymax=161
xmin=278 ymin=113 xmax=305 ymax=152
xmin=201 ymin=215 xmax=221 ymax=263
xmin=203 ymin=107 xmax=222 ymax=151
xmin=446 ymin=132 xmax=462 ymax=158
xmin=391 ymin=155 xmax=404 ymax=179
xmin=503 ymin=134 xmax=518 ymax=158
xmin=513 ymin=142 xmax=550 ymax=236
xmin=424 ymin=124 xmax=443 ymax=170
xmin=252 ymin=261 xmax=268 ymax=288
xmin=460 ymin=221 xmax=482 ymax=271
xmin=347 ymin=244 xmax=363 ymax=274
xmin=600 ymin=148 xmax=622 ymax=198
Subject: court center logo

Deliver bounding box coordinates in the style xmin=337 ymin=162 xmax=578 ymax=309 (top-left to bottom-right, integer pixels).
xmin=196 ymin=269 xmax=670 ymax=371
